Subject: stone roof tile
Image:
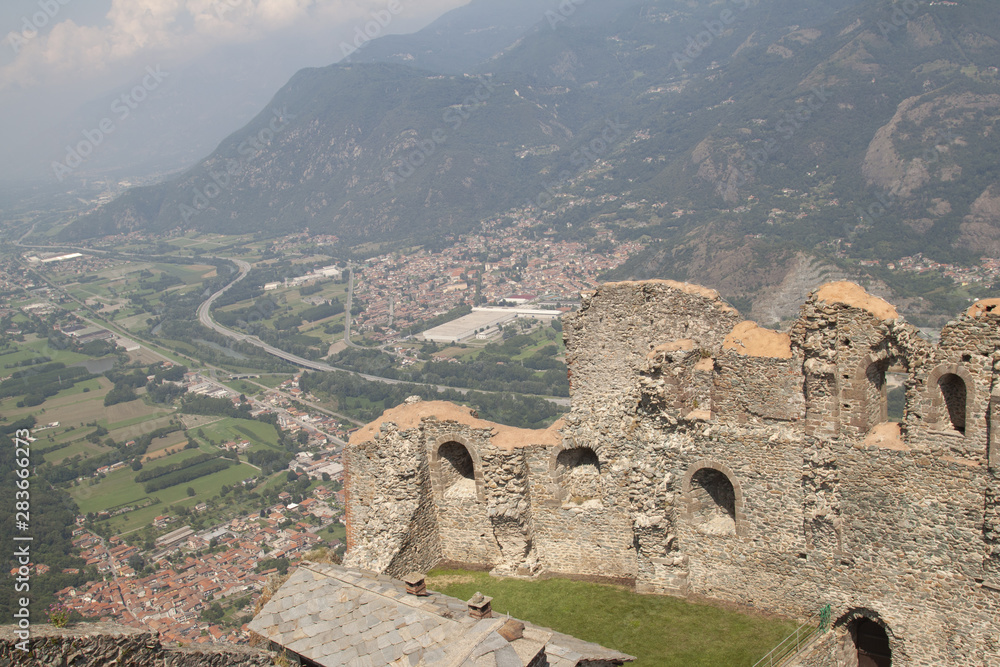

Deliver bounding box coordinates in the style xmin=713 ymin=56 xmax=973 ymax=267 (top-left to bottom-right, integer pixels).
xmin=249 ymin=563 xmax=634 ymax=667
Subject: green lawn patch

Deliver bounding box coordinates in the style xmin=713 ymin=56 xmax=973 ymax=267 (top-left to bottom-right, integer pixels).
xmin=425 ymin=570 xmax=800 ymax=666
xmin=318 ymin=523 xmax=346 ymax=542
xmin=193 ymin=417 xmax=281 ymax=452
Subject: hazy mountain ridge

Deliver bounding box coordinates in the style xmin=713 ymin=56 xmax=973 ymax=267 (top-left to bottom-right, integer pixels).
xmin=62 ymin=0 xmax=1000 ymax=314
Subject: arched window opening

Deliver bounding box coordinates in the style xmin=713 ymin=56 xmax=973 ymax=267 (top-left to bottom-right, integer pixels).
xmin=884 ymin=370 xmax=907 ymax=422
xmin=556 ymin=447 xmax=601 ymax=506
xmin=689 ymin=468 xmax=736 ymax=536
xmin=938 ymin=373 xmax=967 ymax=434
xmin=864 ymin=360 xmax=889 ymax=428
xmin=438 ymin=442 xmax=476 ymax=498
xmin=853 ymin=618 xmax=892 ymax=667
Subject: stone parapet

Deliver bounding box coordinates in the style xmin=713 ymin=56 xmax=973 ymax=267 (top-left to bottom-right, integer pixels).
xmin=0 ymin=622 xmax=273 ymax=667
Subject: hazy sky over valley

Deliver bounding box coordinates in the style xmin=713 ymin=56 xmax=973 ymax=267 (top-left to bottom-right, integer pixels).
xmin=0 ymin=0 xmax=470 ymax=183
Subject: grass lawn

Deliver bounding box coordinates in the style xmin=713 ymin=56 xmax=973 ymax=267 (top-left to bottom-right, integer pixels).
xmin=424 ymin=570 xmax=800 ymax=667
xmin=222 ymin=379 xmax=263 ymax=397
xmin=253 ymin=375 xmax=292 ymax=388
xmin=317 ymin=522 xmax=346 ymax=542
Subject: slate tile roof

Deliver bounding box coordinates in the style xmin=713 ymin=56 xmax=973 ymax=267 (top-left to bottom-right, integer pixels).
xmin=248 ymin=563 xmax=634 ymax=667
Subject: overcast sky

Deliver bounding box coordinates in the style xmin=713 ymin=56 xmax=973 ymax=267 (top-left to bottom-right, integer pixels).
xmin=0 ymin=0 xmax=469 ymax=184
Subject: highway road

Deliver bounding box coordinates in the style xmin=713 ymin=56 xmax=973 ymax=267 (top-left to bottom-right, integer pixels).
xmin=13 ymin=237 xmax=571 ymax=408
xmin=195 ymin=259 xmax=571 ymax=406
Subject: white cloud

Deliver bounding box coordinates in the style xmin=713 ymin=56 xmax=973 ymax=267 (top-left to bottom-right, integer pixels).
xmin=0 ymin=0 xmax=462 ymax=92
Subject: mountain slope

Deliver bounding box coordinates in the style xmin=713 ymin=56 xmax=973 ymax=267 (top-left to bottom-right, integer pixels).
xmin=61 ymin=63 xmax=577 ymax=242
xmin=62 ymin=0 xmax=1000 ymax=318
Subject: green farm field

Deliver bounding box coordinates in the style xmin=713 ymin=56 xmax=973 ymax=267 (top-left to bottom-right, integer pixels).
xmin=70 ymin=445 xmax=261 ymax=528
xmin=0 ymin=335 xmax=94 ymax=368
xmin=0 ymin=376 xmax=113 ymax=425
xmin=193 ymin=417 xmax=282 ymax=453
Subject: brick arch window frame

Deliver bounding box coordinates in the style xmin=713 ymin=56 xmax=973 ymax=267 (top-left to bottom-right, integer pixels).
xmin=926 ymin=363 xmax=975 ymax=437
xmin=429 ymin=435 xmax=486 ymax=502
xmin=852 ymin=353 xmax=889 ymax=433
xmin=681 ymin=460 xmax=747 ymax=538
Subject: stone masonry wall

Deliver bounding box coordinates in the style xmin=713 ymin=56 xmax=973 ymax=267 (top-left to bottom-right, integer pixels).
xmin=345 ymin=281 xmax=1000 ymax=666
xmin=0 ymin=622 xmax=273 ymax=666
xmin=423 ymin=422 xmax=505 ymax=569
xmin=343 ymin=422 xmax=442 ymax=577
xmin=526 ymin=444 xmax=636 ymax=580
xmin=713 ymin=351 xmax=805 ymax=423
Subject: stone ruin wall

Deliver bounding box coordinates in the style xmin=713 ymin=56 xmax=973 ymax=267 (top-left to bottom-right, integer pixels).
xmin=0 ymin=622 xmax=272 ymax=666
xmin=344 ymin=281 xmax=1000 ymax=666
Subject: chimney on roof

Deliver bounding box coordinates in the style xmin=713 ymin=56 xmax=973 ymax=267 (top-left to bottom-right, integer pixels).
xmin=403 ymin=573 xmax=427 ymax=596
xmin=467 ymin=592 xmax=493 ymax=619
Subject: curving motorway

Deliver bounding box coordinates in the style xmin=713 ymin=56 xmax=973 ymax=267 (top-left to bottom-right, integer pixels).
xmin=195 ymin=259 xmax=563 ymax=401
xmin=14 ymin=236 xmax=571 ymax=407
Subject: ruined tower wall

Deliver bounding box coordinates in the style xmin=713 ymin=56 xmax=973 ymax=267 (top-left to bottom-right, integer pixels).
xmin=344 ymin=282 xmax=1000 ymax=666
xmin=342 ymin=425 xmax=442 ymax=578
xmin=422 ymin=422 xmax=503 ymax=569
xmin=563 ymin=280 xmax=741 ymax=417
xmin=525 ymin=445 xmax=636 ymax=580
xmin=712 ymin=351 xmax=805 ymax=423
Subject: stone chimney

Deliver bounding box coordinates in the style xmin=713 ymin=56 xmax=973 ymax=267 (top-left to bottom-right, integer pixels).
xmin=403 ymin=573 xmax=427 ymax=596
xmin=467 ymin=592 xmax=493 ymax=619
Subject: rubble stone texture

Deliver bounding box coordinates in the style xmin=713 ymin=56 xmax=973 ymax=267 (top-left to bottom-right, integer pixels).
xmin=344 ymin=280 xmax=1000 ymax=666
xmin=0 ymin=622 xmax=273 ymax=666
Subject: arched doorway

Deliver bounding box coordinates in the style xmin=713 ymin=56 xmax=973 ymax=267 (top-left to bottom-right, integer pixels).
xmin=437 ymin=441 xmax=476 ymax=498
xmin=853 ymin=617 xmax=892 ymax=667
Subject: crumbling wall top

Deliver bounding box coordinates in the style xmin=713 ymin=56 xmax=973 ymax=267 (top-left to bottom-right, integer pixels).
xmin=722 ymin=321 xmax=793 ymax=359
xmin=647 ymin=339 xmax=695 ymax=359
xmin=599 ymin=279 xmax=738 ymax=314
xmin=350 ymin=399 xmax=563 ymax=451
xmin=965 ymin=298 xmax=1000 ymax=319
xmin=813 ymin=281 xmax=899 ymax=320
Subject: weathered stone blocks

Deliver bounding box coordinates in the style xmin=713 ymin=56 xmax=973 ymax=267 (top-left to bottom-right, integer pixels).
xmin=346 ymin=281 xmax=1000 ymax=666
